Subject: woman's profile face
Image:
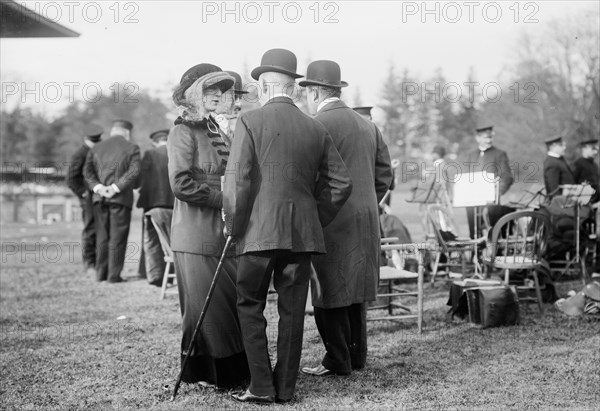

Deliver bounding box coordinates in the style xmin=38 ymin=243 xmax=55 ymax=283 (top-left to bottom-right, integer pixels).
xmin=202 ymin=86 xmax=223 ymax=113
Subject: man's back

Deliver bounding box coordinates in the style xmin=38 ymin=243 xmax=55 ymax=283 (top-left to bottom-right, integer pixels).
xmin=137 ymin=145 xmax=174 ymax=211
xmin=224 ymin=96 xmax=352 ymax=254
xmin=85 ymin=135 xmax=140 ymax=208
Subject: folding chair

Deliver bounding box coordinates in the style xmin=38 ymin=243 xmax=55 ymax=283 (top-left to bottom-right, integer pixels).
xmin=146 ymin=213 xmax=177 ymax=300
xmin=367 ymin=239 xmax=429 ymax=334
xmin=427 ymin=204 xmax=486 ymax=283
xmin=481 ymin=210 xmax=551 ymax=314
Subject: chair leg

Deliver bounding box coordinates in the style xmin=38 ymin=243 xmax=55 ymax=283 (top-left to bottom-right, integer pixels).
xmin=430 ymin=252 xmax=441 ymax=284
xmin=531 ymin=270 xmax=544 ymax=315
xmin=417 ymin=250 xmax=424 ymax=334
xmin=387 ymin=281 xmax=393 ymax=315
xmin=504 ymin=268 xmax=510 ymax=285
xmin=160 ymin=262 xmax=171 ymax=300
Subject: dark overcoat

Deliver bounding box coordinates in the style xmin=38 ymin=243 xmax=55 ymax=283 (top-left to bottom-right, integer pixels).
xmin=136 ymin=145 xmax=174 ymax=211
xmin=543 ymin=155 xmax=575 ymax=197
xmin=84 ymin=135 xmax=141 ymax=208
xmin=463 ymin=146 xmax=514 ymax=195
xmin=311 ymin=101 xmax=393 ymax=308
xmin=66 ymin=143 xmax=92 ymax=198
xmin=223 ymin=96 xmax=352 ymax=254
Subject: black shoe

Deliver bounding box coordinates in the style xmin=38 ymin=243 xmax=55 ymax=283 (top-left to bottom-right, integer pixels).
xmin=108 ymin=277 xmax=126 ymax=283
xmin=231 ymin=389 xmax=274 ymax=404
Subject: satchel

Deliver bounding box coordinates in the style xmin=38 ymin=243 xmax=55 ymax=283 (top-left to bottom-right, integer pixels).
xmin=466 ymin=286 xmax=520 ymax=328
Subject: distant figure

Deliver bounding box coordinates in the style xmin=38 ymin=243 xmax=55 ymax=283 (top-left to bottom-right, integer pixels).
xmin=300 ymin=60 xmax=392 ymax=378
xmin=84 ymin=119 xmax=140 ymax=283
xmin=66 ymin=123 xmax=103 ymax=275
xmin=543 ymin=135 xmax=575 ymax=201
xmin=136 ymin=129 xmax=174 ymax=286
xmin=462 ymin=123 xmax=514 ymax=238
xmin=573 ymin=139 xmax=599 ymax=203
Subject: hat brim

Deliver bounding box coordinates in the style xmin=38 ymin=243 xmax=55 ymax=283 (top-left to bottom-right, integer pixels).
xmin=251 ymin=65 xmax=303 ymax=80
xmin=234 ymin=90 xmax=249 ymax=95
xmin=205 ymin=77 xmax=235 ymax=93
xmin=298 ymin=79 xmax=349 ymax=88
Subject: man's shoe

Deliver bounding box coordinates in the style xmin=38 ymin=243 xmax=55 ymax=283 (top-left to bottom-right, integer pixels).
xmin=231 ymin=389 xmax=274 ymax=404
xmin=301 ymin=364 xmax=335 ymax=376
xmin=108 ymin=277 xmax=126 ymax=283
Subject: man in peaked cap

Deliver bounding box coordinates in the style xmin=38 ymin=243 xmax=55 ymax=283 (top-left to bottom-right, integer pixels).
xmin=66 ymin=123 xmax=103 ymax=275
xmin=215 ymin=70 xmax=249 ymax=136
xmin=353 ymin=106 xmax=373 ymax=121
xmin=462 ymin=122 xmax=514 ymax=238
xmin=300 ymin=60 xmax=392 ymax=378
xmin=84 ymin=119 xmax=140 ymax=283
xmin=573 ymin=139 xmax=599 ymax=203
xmin=135 ymin=129 xmax=174 ymax=286
xmin=224 ymin=49 xmax=352 ymax=404
xmin=543 ymin=135 xmax=575 ymax=200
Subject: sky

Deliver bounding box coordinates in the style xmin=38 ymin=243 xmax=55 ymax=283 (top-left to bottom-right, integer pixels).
xmin=1 ymin=0 xmax=599 ymax=120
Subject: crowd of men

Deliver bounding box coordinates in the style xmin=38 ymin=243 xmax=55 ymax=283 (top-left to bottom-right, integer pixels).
xmin=65 ymin=47 xmax=598 ymax=404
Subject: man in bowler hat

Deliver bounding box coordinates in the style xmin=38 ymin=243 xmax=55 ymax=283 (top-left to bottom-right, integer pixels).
xmin=84 ymin=119 xmax=140 ymax=283
xmin=136 ymin=129 xmax=174 ymax=286
xmin=299 ymin=60 xmax=393 ymax=377
xmin=224 ymin=48 xmax=352 ymax=403
xmin=543 ymin=135 xmax=575 ymax=200
xmin=462 ymin=123 xmax=514 ymax=238
xmin=66 ymin=123 xmax=103 ymax=274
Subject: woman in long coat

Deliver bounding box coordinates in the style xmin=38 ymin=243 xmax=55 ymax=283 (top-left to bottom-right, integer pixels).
xmin=167 ymin=63 xmax=249 ymax=388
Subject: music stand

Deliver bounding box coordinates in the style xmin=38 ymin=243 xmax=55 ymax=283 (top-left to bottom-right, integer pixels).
xmin=452 ymin=172 xmax=500 ymax=276
xmin=557 ymin=184 xmax=595 ymax=283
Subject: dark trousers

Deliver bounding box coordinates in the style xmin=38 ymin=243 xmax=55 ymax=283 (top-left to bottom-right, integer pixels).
xmin=94 ymin=202 xmax=131 ymax=282
xmin=314 ymin=303 xmax=367 ymax=374
xmin=80 ymin=194 xmax=96 ymax=268
xmin=236 ymin=250 xmax=311 ymax=401
xmin=138 ymin=214 xmax=166 ymax=284
xmin=467 ymin=205 xmax=515 ymax=238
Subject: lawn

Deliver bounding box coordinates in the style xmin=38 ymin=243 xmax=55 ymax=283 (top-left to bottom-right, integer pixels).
xmin=1 ymin=189 xmax=599 ymax=410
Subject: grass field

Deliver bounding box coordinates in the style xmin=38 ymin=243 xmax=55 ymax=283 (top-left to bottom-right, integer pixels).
xmin=1 ymin=189 xmax=599 ymax=410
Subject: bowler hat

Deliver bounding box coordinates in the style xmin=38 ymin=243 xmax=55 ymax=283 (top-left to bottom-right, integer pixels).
xmin=545 ymin=135 xmax=563 ymax=145
xmin=149 ymin=129 xmax=170 ymax=141
xmin=112 ymin=119 xmax=133 ymax=130
xmin=353 ymin=106 xmax=373 ymax=116
xmin=83 ymin=123 xmax=103 ymax=140
xmin=173 ymin=63 xmax=234 ymax=106
xmin=299 ymin=60 xmax=348 ymax=88
xmin=226 ymin=71 xmax=249 ymax=95
xmin=580 ymin=138 xmax=598 ymax=146
xmin=250 ymin=48 xmax=303 ymax=80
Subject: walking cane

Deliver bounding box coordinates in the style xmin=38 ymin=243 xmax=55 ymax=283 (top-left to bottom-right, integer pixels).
xmin=171 ymin=235 xmax=234 ymax=401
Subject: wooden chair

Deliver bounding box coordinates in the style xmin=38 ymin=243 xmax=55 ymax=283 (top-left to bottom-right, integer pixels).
xmin=481 ymin=210 xmax=551 ymax=314
xmin=427 ymin=204 xmax=486 ymax=283
xmin=146 ymin=213 xmax=177 ymax=300
xmin=367 ymin=239 xmax=428 ymax=334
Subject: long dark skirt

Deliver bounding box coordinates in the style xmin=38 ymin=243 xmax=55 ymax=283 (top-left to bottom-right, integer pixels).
xmin=173 ymin=251 xmax=250 ymax=389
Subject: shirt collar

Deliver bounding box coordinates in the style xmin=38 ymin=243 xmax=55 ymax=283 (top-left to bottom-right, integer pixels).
xmin=266 ymin=93 xmax=293 ymax=103
xmin=547 ymin=152 xmax=561 ymax=158
xmin=317 ymin=97 xmax=340 ymax=113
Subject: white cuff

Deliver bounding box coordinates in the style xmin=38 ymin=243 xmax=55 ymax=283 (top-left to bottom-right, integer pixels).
xmin=111 ymin=184 xmax=121 ymax=193
xmin=93 ymin=184 xmax=103 ymax=193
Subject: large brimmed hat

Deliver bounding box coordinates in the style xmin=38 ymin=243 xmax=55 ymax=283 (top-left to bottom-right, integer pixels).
xmin=226 ymin=71 xmax=249 ymax=95
xmin=173 ymin=63 xmax=234 ymax=106
xmin=250 ymin=48 xmax=303 ymax=80
xmin=299 ymin=60 xmax=348 ymax=88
